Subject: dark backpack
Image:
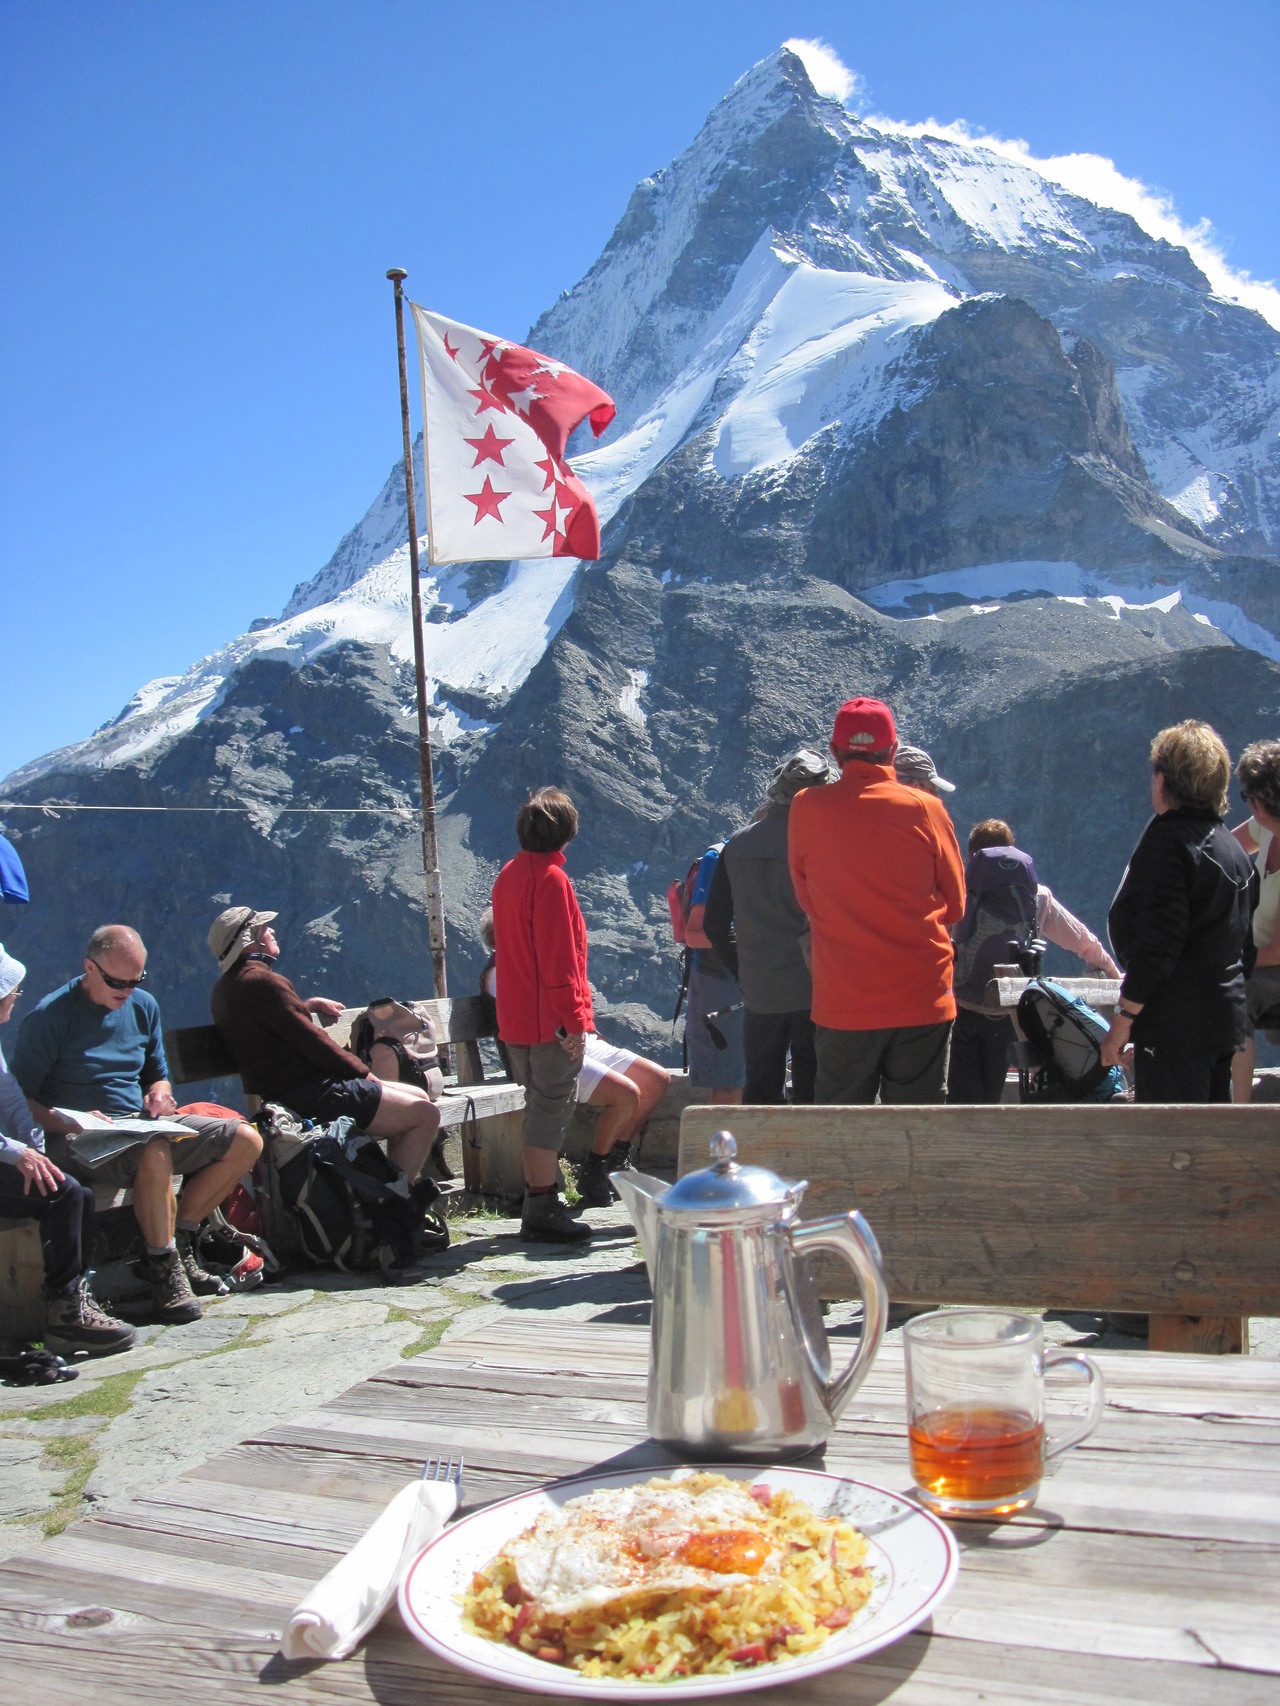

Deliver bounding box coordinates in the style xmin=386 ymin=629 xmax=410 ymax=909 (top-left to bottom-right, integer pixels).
xmin=953 ymin=847 xmax=1041 ymax=1005
xmin=1016 ymin=978 xmax=1128 ymax=1103
xmin=257 ymin=1106 xmax=449 ymax=1275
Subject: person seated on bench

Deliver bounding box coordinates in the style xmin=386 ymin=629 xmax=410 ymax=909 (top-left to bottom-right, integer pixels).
xmin=11 ymin=925 xmax=263 ymax=1325
xmin=207 ymin=907 xmax=443 ymax=1182
xmin=480 ymin=908 xmax=669 ymax=1191
xmin=0 ymin=945 xmax=135 ymax=1357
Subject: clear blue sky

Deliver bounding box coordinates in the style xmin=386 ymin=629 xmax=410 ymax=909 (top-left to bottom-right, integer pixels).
xmin=2 ymin=0 xmax=1277 ymax=782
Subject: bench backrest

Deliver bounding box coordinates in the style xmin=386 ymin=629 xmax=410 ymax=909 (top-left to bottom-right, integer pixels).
xmin=678 ymin=1104 xmax=1280 ymax=1328
xmin=165 ymin=994 xmax=499 ymax=1092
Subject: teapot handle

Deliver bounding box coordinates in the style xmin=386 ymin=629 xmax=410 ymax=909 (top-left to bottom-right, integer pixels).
xmin=788 ymin=1211 xmax=889 ymax=1422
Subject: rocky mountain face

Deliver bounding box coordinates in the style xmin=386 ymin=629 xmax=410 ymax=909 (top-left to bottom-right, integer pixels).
xmin=4 ymin=47 xmax=1279 ymax=1059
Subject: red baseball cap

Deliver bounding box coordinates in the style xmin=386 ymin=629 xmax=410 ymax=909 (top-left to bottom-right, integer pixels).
xmin=831 ymin=697 xmax=897 ymax=754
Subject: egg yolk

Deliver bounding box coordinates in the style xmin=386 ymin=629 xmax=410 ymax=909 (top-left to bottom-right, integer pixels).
xmin=679 ymin=1530 xmax=772 ymax=1574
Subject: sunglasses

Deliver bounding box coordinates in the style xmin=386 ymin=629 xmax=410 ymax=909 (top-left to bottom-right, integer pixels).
xmin=89 ymin=958 xmax=147 ymax=991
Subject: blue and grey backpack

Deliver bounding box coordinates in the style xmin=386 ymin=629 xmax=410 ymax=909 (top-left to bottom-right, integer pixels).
xmin=1016 ymin=978 xmax=1128 ymax=1103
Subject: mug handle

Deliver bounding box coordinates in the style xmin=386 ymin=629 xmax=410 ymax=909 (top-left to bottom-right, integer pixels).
xmin=1043 ymin=1347 xmax=1106 ymax=1463
xmin=788 ymin=1210 xmax=889 ymax=1420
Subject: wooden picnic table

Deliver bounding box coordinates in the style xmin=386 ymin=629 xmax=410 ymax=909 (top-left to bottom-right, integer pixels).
xmin=0 ymin=1316 xmax=1277 ymax=1703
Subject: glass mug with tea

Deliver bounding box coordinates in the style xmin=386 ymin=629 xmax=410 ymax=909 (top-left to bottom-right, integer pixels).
xmin=904 ymin=1310 xmax=1104 ymax=1517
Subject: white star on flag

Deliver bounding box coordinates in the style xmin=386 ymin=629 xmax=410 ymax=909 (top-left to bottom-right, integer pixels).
xmin=409 ymin=304 xmax=615 ymax=564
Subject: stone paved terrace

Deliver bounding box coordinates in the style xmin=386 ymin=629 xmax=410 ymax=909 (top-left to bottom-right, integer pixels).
xmin=2 ymin=1195 xmax=1277 ymax=1561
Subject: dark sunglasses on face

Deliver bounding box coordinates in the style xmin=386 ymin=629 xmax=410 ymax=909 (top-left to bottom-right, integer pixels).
xmin=89 ymin=958 xmax=146 ymax=991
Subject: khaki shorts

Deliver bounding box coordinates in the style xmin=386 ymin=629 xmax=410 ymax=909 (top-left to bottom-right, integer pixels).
xmin=53 ymin=1114 xmax=242 ymax=1190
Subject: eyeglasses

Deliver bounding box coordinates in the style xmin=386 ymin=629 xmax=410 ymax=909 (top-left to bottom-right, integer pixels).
xmin=88 ymin=958 xmax=147 ymax=991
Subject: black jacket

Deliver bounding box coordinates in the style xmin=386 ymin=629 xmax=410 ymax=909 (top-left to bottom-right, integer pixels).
xmin=1108 ymin=808 xmax=1258 ymax=1055
xmin=704 ymin=806 xmax=812 ymax=1014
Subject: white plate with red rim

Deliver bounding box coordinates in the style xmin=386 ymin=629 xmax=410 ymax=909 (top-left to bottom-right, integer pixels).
xmin=398 ymin=1463 xmax=959 ymax=1699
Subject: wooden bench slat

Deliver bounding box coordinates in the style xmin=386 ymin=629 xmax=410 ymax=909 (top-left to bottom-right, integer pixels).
xmin=678 ymin=1104 xmax=1280 ymax=1322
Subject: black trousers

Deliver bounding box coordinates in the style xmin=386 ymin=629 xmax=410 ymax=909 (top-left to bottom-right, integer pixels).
xmin=947 ymin=1007 xmax=1014 ymax=1103
xmin=0 ymin=1163 xmax=95 ymax=1294
xmin=743 ymin=1009 xmax=818 ymax=1104
xmin=1133 ymin=1038 xmax=1234 ymax=1103
xmin=815 ymin=1021 xmax=952 ymax=1105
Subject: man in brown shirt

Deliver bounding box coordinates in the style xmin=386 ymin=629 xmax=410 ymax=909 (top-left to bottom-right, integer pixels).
xmin=208 ymin=908 xmax=441 ymax=1182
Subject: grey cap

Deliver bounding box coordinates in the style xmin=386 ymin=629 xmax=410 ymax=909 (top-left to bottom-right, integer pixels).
xmin=767 ymin=747 xmax=833 ymax=804
xmin=208 ymin=906 xmax=278 ymax=973
xmin=894 ymin=744 xmax=956 ymax=795
xmin=0 ymin=944 xmax=25 ymax=1001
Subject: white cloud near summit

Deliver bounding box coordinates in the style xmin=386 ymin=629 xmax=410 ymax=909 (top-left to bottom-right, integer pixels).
xmin=780 ymin=36 xmax=1280 ymax=332
xmin=783 ymin=38 xmax=865 ymax=110
xmin=874 ymin=115 xmax=1280 ymax=333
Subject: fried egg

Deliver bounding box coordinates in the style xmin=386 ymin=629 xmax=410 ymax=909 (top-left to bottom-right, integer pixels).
xmin=507 ymin=1474 xmax=781 ymax=1616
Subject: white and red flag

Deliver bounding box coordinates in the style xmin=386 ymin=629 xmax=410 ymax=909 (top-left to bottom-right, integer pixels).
xmin=409 ymin=304 xmax=615 ymax=564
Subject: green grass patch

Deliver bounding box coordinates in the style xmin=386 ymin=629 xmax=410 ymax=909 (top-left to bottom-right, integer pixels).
xmin=0 ymin=1367 xmax=145 ymax=1425
xmin=40 ymin=1433 xmax=98 ymax=1536
xmin=398 ymin=1318 xmax=449 ymax=1360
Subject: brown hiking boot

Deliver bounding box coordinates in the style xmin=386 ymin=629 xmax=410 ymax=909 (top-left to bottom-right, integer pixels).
xmin=43 ymin=1277 xmax=137 ymax=1358
xmin=573 ymin=1151 xmax=617 ymax=1208
xmin=145 ymin=1248 xmax=202 ymax=1323
xmin=176 ymin=1227 xmax=230 ymax=1297
xmin=520 ymin=1190 xmax=592 ymax=1244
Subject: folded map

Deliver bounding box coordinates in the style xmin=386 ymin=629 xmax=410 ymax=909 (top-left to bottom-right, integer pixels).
xmin=52 ymin=1110 xmax=194 ymax=1169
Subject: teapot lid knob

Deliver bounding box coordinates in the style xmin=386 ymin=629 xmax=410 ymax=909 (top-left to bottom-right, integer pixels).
xmin=710 ymin=1130 xmax=738 ymax=1170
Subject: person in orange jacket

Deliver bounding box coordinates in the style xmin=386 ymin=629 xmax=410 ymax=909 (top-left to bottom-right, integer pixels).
xmin=788 ymin=698 xmax=966 ymax=1103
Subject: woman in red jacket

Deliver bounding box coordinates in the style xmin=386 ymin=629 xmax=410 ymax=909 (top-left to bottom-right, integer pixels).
xmin=491 ymin=788 xmax=595 ymax=1243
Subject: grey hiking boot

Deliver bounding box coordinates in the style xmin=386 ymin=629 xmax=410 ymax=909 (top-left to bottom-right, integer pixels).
xmin=145 ymin=1248 xmax=202 ymax=1323
xmin=573 ymin=1151 xmax=617 ymax=1208
xmin=521 ymin=1189 xmax=593 ymax=1244
xmin=176 ymin=1226 xmax=230 ymax=1297
xmin=43 ymin=1276 xmax=137 ymax=1358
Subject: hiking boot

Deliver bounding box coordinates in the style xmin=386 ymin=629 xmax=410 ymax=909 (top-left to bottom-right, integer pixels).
xmin=610 ymin=1141 xmax=633 ymax=1173
xmin=573 ymin=1151 xmax=617 ymax=1208
xmin=43 ymin=1276 xmax=137 ymax=1358
xmin=521 ymin=1190 xmax=593 ymax=1244
xmin=145 ymin=1248 xmax=202 ymax=1323
xmin=176 ymin=1227 xmax=230 ymax=1297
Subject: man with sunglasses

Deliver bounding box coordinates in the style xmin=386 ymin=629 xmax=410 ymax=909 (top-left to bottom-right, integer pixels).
xmin=11 ymin=924 xmax=263 ymax=1324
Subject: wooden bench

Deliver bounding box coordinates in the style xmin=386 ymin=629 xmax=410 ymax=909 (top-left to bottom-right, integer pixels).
xmin=163 ymin=995 xmax=528 ymax=1200
xmin=679 ymin=1103 xmax=1280 ymax=1354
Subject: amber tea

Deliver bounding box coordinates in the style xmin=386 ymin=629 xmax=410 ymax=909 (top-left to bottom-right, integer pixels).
xmin=909 ymin=1404 xmax=1044 ymax=1509
xmin=903 ymin=1311 xmax=1103 ymax=1518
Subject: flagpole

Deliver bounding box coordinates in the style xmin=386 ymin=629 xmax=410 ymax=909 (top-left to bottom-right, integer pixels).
xmin=386 ymin=267 xmax=448 ymax=1001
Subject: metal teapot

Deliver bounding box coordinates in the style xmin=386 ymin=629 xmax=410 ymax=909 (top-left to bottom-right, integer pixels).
xmin=612 ymin=1131 xmax=888 ymax=1458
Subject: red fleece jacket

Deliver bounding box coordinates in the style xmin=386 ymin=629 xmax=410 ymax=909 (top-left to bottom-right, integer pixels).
xmin=490 ymin=850 xmax=594 ymax=1046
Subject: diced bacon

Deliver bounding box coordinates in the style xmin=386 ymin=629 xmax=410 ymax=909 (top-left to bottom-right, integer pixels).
xmin=503 ymin=1581 xmax=531 ymax=1605
xmin=749 ymin=1482 xmax=773 ymax=1508
xmin=729 ymin=1643 xmax=768 ymax=1665
xmin=507 ymin=1602 xmax=533 ymax=1644
xmin=821 ymin=1604 xmax=854 ymax=1628
xmin=534 ymin=1646 xmax=566 ymax=1664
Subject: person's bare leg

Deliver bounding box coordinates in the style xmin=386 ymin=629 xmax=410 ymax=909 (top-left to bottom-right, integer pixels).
xmin=1232 ymin=1035 xmax=1257 ymax=1103
xmin=585 ymin=1068 xmax=641 ymax=1156
xmin=132 ymin=1135 xmax=177 ymax=1248
xmin=176 ymin=1124 xmax=263 ymax=1224
xmin=624 ymin=1059 xmax=670 ymax=1128
xmin=524 ymin=1146 xmax=560 ymax=1190
xmin=366 ymin=1080 xmax=440 ymax=1183
xmin=710 ymin=1088 xmax=744 ymax=1105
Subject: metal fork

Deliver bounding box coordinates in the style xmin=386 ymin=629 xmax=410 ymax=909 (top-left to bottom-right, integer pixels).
xmin=422 ymin=1452 xmax=465 ymax=1502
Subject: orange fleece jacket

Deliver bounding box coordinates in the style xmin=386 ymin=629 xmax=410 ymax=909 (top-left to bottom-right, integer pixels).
xmin=788 ymin=763 xmax=966 ymax=1030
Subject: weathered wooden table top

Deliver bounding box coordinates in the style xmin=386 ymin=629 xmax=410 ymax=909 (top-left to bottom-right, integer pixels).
xmin=1 ymin=1318 xmax=1277 ymax=1703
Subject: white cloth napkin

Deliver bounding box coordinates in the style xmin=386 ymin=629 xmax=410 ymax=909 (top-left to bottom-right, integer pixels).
xmin=282 ymin=1477 xmax=458 ymax=1661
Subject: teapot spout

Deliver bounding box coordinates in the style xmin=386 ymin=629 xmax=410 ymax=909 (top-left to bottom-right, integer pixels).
xmin=610 ymin=1168 xmax=669 ymax=1285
